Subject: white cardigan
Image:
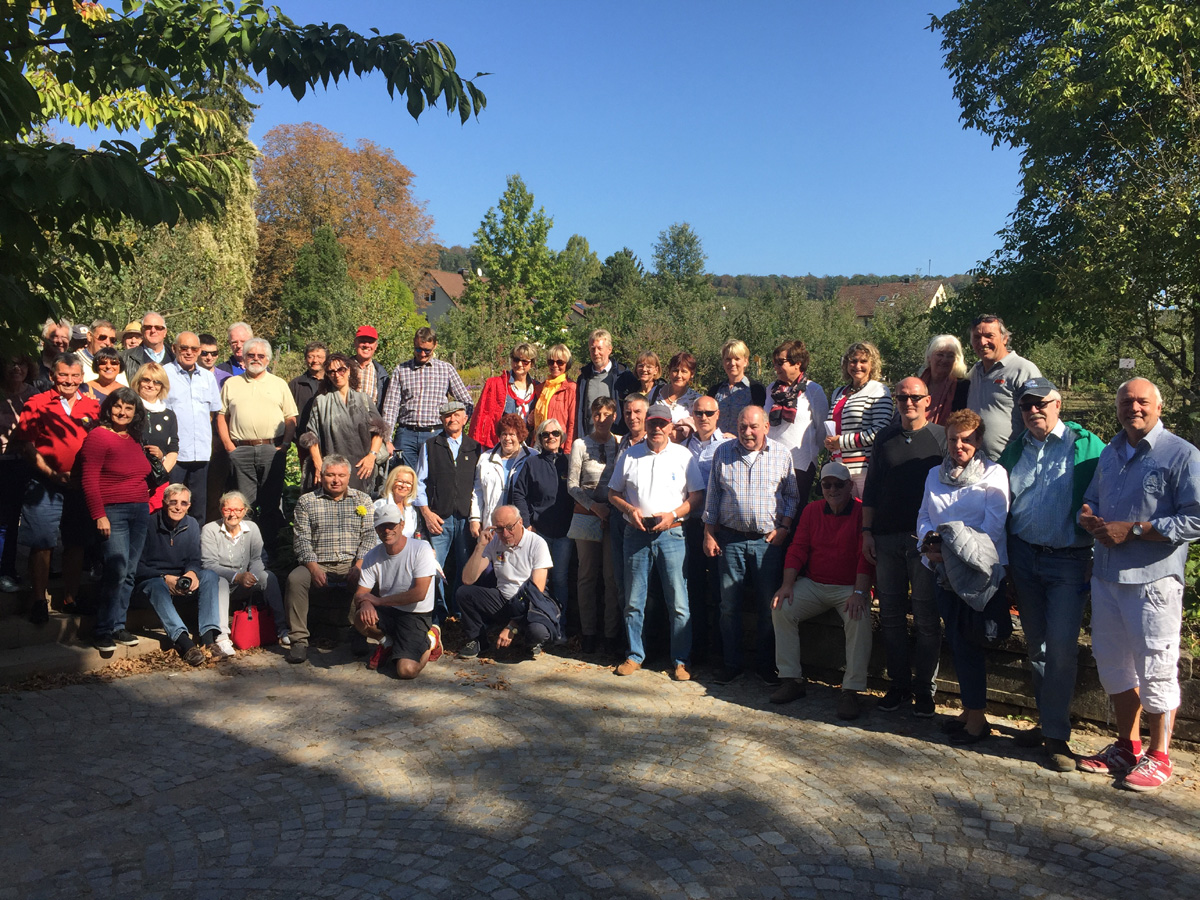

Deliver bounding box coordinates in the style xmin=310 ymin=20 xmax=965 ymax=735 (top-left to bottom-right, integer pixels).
xmin=916 ymin=460 xmax=1011 ymax=567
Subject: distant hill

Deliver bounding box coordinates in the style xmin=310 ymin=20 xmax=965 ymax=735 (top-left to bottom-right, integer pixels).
xmin=709 ymin=272 xmax=974 ymax=301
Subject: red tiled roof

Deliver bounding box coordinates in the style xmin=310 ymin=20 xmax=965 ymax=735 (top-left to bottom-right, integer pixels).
xmin=835 ymin=281 xmax=943 ymax=318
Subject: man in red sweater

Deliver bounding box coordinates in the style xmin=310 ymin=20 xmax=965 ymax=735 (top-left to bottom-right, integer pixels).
xmin=12 ymin=354 xmax=101 ymax=622
xmin=769 ymin=461 xmax=874 ymax=720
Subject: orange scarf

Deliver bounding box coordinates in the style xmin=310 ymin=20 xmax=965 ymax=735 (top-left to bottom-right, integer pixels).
xmin=534 ymin=373 xmax=567 ymax=429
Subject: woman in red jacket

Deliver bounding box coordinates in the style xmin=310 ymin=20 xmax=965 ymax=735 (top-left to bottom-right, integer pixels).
xmin=530 ymin=344 xmax=577 ymax=448
xmin=79 ymin=387 xmax=152 ymax=650
xmin=470 ymin=343 xmax=539 ymax=449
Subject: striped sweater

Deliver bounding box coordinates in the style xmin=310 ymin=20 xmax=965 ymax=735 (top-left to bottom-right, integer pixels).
xmin=830 ymin=380 xmax=894 ymax=477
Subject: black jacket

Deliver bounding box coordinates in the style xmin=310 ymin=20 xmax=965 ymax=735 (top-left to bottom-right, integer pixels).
xmin=421 ymin=431 xmax=481 ymax=519
xmin=122 ymin=345 xmax=175 ymax=382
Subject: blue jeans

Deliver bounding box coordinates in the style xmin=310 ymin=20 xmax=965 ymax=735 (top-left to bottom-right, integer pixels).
xmin=396 ymin=427 xmax=436 ymax=470
xmin=624 ymin=526 xmax=690 ymax=665
xmin=1009 ymin=536 xmax=1091 ymax=740
xmin=716 ymin=528 xmax=783 ymax=671
xmin=428 ymin=515 xmax=471 ymax=621
xmin=874 ymin=531 xmax=941 ymax=697
xmin=136 ymin=569 xmax=222 ymax=643
xmin=94 ymin=502 xmax=151 ymax=635
xmin=544 ymin=535 xmax=573 ymax=615
xmin=936 ymin=580 xmax=991 ymax=710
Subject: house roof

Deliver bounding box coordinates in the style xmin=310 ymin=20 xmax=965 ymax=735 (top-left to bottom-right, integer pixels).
xmin=835 ymin=281 xmax=943 ymax=318
xmin=424 ymin=269 xmax=469 ymax=300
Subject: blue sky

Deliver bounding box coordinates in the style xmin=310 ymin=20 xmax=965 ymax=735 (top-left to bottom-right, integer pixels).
xmin=97 ymin=2 xmax=1023 ymax=279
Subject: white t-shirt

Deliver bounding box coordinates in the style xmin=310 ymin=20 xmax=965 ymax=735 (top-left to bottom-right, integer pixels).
xmin=484 ymin=529 xmax=553 ymax=600
xmin=359 ymin=537 xmax=438 ymax=613
xmin=608 ymin=440 xmax=704 ymax=524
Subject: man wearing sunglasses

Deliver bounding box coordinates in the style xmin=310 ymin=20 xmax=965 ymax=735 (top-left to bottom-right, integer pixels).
xmin=121 ymin=311 xmax=174 ymax=381
xmin=77 ymin=319 xmax=119 ymax=383
xmin=165 ymin=331 xmax=223 ymax=518
xmin=997 ymin=377 xmax=1104 ymax=772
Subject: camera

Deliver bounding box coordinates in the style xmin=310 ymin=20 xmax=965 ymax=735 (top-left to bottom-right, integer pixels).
xmin=641 ymin=516 xmax=659 ymax=530
xmin=176 ymin=575 xmax=193 ymax=594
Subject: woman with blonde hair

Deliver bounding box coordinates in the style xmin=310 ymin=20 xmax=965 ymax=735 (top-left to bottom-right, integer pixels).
xmin=133 ymin=362 xmax=178 ymax=513
xmin=707 ymin=339 xmax=767 ymax=434
xmin=824 ymin=341 xmax=892 ymax=498
xmin=377 ymin=463 xmax=421 ymax=537
xmin=920 ymin=334 xmax=970 ymax=426
xmin=531 ymin=343 xmax=577 ymax=446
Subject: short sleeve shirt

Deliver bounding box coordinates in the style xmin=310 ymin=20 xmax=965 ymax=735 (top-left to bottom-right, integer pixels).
xmin=220 ymin=372 xmax=298 ymax=441
xmin=483 ymin=529 xmax=553 ymax=600
xmin=608 ymin=441 xmax=704 ymax=523
xmin=359 ymin=538 xmax=438 ymax=614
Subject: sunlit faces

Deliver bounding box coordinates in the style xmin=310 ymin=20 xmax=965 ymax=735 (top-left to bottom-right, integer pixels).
xmin=736 ymin=409 xmax=768 ymax=450
xmin=722 ymin=352 xmax=747 ymax=384
xmin=970 ymin=321 xmax=1007 ymax=364
xmin=306 ymin=348 xmax=328 ymax=373
xmin=772 ymin=354 xmax=802 ymax=384
xmin=228 ymin=326 xmax=250 ymax=360
xmin=198 ymin=344 xmax=219 ymax=368
xmin=497 ymin=428 xmax=522 ymax=458
xmin=539 ymin=429 xmax=562 ymax=450
xmin=109 ymin=400 xmax=137 ymax=429
xmin=635 ymin=357 xmax=660 ymax=385
xmin=588 ymin=338 xmax=611 ymax=370
xmin=440 ymin=408 xmax=467 ymax=437
xmin=946 ymin=425 xmax=981 ymax=468
xmin=221 ymin=503 xmax=248 ymax=527
xmin=354 ymin=337 xmax=376 ymax=361
xmin=623 ymin=400 xmax=648 ymax=437
xmin=929 ymin=347 xmax=957 ymax=380
xmin=1116 ymin=379 xmax=1162 ymax=440
xmin=137 ymin=376 xmax=163 ymax=400
xmin=668 ymin=364 xmax=694 ymax=390
xmin=320 ymin=463 xmax=351 ymax=497
xmin=391 ymin=472 xmax=415 ymax=503
xmin=89 ymin=327 xmax=117 ymax=353
xmin=51 ymin=363 xmax=83 ymax=396
xmin=413 ymin=339 xmax=436 ymax=361
xmin=591 ymin=406 xmax=616 ymax=433
xmin=492 ymin=510 xmax=523 ymax=546
xmin=46 ymin=327 xmax=70 ymax=353
xmin=141 ymin=315 xmax=167 ymax=349
xmin=844 ymin=352 xmax=872 ymax=388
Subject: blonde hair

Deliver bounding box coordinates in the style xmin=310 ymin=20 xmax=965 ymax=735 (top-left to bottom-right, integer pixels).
xmin=383 ymin=464 xmax=418 ymax=509
xmin=721 ymin=339 xmax=749 ymax=360
xmin=546 ymin=343 xmax=572 ymax=365
xmin=133 ymin=362 xmax=170 ymax=399
xmin=924 ymin=335 xmax=968 ymax=380
xmin=841 ymin=341 xmax=883 ymax=383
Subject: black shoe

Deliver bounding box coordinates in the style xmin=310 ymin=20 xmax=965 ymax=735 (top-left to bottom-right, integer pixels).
xmin=712 ymin=666 xmax=743 ymax=685
xmin=1045 ymin=738 xmax=1076 ymax=772
xmin=940 ymin=716 xmax=968 ymax=734
xmin=28 ymin=602 xmax=49 ymax=625
xmin=877 ymin=688 xmax=912 ymax=712
xmin=580 ymin=634 xmax=598 ymax=654
xmin=459 ymin=640 xmax=480 ymax=659
xmin=1013 ymin=726 xmax=1044 ymax=749
xmin=913 ymin=693 xmax=936 ymax=718
xmin=112 ymin=629 xmax=140 ymax=647
xmin=757 ymin=667 xmax=782 ymax=686
xmin=286 ymin=642 xmax=308 ymax=664
xmin=93 ymin=632 xmax=117 ymax=653
xmin=350 ymin=631 xmax=370 ymax=657
xmin=200 ymin=628 xmax=219 ymax=648
xmin=949 ymin=725 xmax=991 ymax=746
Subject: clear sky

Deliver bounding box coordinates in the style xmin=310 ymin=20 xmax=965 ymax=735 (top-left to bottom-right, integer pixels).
xmin=138 ymin=2 xmax=1028 ymax=279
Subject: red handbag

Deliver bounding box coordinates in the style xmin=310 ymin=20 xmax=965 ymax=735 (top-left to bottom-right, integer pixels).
xmin=231 ymin=604 xmax=278 ymax=650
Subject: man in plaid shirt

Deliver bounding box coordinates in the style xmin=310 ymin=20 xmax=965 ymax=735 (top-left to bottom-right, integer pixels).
xmin=381 ymin=327 xmax=473 ymax=466
xmin=284 ymin=455 xmax=377 ymax=663
xmin=703 ymin=405 xmax=800 ymax=686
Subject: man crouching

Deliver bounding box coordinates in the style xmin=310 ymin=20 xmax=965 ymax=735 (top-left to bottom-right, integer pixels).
xmin=352 ymin=504 xmax=443 ymax=678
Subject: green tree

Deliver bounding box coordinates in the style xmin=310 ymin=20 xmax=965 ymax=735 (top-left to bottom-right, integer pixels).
xmin=558 ymin=234 xmax=601 ymax=307
xmin=279 ymin=225 xmax=356 ymax=347
xmin=931 ymin=1 xmax=1200 ymax=432
xmin=348 ymin=271 xmax=429 ymax=371
xmin=1 ymin=0 xmax=486 ymax=353
xmin=652 ymin=222 xmax=707 ymax=286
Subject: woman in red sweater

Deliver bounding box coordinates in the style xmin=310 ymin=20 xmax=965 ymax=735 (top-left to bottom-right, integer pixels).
xmin=470 ymin=343 xmax=539 ymax=449
xmin=79 ymin=388 xmax=152 ymax=650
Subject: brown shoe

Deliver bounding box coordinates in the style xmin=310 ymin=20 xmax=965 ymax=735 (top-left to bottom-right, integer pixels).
xmin=837 ymin=690 xmax=862 ymax=721
xmin=770 ymin=677 xmax=807 ymax=704
xmin=615 ymin=658 xmax=642 ymax=676
xmin=673 ymin=663 xmax=691 ymax=682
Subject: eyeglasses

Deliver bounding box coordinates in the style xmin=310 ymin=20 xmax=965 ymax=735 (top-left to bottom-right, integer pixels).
xmin=821 ymin=480 xmax=848 ymax=489
xmin=414 ymin=345 xmax=435 ymax=356
xmin=143 ymin=324 xmax=166 ymax=332
xmin=693 ymin=409 xmax=718 ymax=417
xmin=510 ymin=357 xmax=532 ymax=366
xmin=221 ymin=507 xmax=246 ymax=514
xmin=96 ymin=359 xmax=121 ymax=367
xmin=327 ymin=367 xmax=349 ymax=376
xmin=540 ymin=430 xmax=562 ymax=439
xmin=94 ymin=334 xmax=116 ymax=344
xmin=546 ymin=359 xmax=567 ymax=367
xmin=495 ymin=521 xmax=520 ymax=533
xmin=177 ymin=344 xmax=200 ymax=352
xmin=199 ymin=350 xmax=218 ymax=357
xmin=165 ymin=499 xmax=191 ymax=507
xmin=245 ymin=353 xmax=268 ymax=360
xmin=1020 ymin=398 xmax=1053 ymax=411
xmin=894 ymin=394 xmax=928 ymax=404
xmin=772 ymin=358 xmax=789 ymax=367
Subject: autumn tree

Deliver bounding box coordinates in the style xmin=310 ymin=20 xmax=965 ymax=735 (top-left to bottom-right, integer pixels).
xmin=251 ymin=121 xmax=436 ymax=336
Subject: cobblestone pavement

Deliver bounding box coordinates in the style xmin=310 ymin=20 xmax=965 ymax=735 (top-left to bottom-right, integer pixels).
xmin=2 ymin=647 xmax=1198 ymax=900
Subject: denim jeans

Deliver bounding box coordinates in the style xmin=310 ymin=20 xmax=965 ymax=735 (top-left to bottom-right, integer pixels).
xmin=624 ymin=526 xmax=690 ymax=665
xmin=874 ymin=531 xmax=941 ymax=697
xmin=716 ymin=528 xmax=783 ymax=671
xmin=428 ymin=515 xmax=471 ymax=621
xmin=396 ymin=426 xmax=436 ymax=470
xmin=544 ymin=535 xmax=573 ymax=616
xmin=93 ymin=502 xmax=151 ymax=635
xmin=935 ymin=579 xmax=991 ymax=710
xmin=1009 ymin=536 xmax=1090 ymax=740
xmin=135 ymin=568 xmax=222 ymax=643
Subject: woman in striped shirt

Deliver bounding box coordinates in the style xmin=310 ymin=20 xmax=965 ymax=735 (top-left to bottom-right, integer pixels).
xmin=824 ymin=341 xmax=893 ymax=498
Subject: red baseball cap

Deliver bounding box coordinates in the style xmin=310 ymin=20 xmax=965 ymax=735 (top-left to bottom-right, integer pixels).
xmin=355 ymin=326 xmax=378 ymax=341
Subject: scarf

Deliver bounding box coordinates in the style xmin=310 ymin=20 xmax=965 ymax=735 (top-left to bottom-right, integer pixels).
xmin=922 ymin=369 xmax=957 ymax=426
xmin=506 ymin=374 xmax=535 ymax=419
xmin=939 ymin=453 xmax=986 ymax=487
xmin=768 ymin=377 xmax=808 ymax=426
xmin=533 ymin=374 xmax=566 ymax=429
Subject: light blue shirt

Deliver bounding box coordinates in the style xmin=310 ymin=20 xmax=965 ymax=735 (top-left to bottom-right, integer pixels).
xmin=1009 ymin=420 xmax=1085 ymax=548
xmin=165 ymin=361 xmax=221 ymax=463
xmin=1083 ymin=421 xmax=1200 ymax=583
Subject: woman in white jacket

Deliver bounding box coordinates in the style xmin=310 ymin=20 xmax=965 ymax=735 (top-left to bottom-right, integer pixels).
xmin=469 ymin=413 xmax=532 ymax=539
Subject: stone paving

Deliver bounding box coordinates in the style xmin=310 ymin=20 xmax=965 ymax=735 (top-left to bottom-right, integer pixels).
xmin=1 ymin=646 xmax=1199 ymax=900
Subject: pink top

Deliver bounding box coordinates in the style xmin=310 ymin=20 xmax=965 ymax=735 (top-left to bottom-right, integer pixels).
xmin=79 ymin=426 xmax=152 ymax=520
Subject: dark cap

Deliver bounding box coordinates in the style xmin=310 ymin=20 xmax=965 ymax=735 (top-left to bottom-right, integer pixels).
xmin=1017 ymin=376 xmax=1058 ymax=400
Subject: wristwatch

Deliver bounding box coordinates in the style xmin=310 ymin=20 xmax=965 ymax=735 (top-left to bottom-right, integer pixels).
xmin=1131 ymin=522 xmax=1144 ymax=539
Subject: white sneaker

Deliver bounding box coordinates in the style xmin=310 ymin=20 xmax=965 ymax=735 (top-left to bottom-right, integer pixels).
xmin=277 ymin=633 xmax=291 ymax=647
xmin=213 ymin=636 xmax=236 ymax=658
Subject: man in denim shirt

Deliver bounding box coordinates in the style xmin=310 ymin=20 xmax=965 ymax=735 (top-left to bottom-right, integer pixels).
xmin=1076 ymin=378 xmax=1200 ymax=791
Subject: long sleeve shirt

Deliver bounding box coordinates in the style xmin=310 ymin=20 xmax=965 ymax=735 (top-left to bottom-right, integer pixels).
xmin=138 ymin=511 xmax=202 ymax=579
xmin=292 ymin=487 xmax=377 ymax=565
xmin=381 ymin=358 xmax=472 ymax=434
xmin=916 ymin=461 xmax=1010 ymax=567
xmin=78 ymin=427 xmax=151 ymax=520
xmin=567 ymin=433 xmax=617 ymax=510
xmin=783 ymin=499 xmax=873 ymax=585
xmin=703 ymin=437 xmax=798 ymax=534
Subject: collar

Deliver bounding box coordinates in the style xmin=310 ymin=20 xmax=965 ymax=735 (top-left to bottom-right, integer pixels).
xmin=1114 ymin=420 xmax=1165 ymax=454
xmin=411 ymin=356 xmax=433 ymax=368
xmin=735 ymin=439 xmax=769 ymax=457
xmin=315 ymin=487 xmax=351 ymax=502
xmin=975 ymin=352 xmax=1011 ymax=374
xmin=172 ymin=360 xmax=198 ymax=374
xmin=822 ymin=500 xmax=856 ymax=517
xmin=219 ymin=521 xmax=243 ymax=539
xmin=729 ymin=376 xmax=751 ymax=388
xmin=592 ymin=361 xmax=612 ymax=375
xmin=1024 ymin=419 xmax=1067 ymax=445
xmin=156 ymin=511 xmax=191 ymax=534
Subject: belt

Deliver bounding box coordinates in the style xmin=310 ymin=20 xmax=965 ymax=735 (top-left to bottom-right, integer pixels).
xmin=1015 ymin=535 xmax=1090 ymax=556
xmin=233 ymin=439 xmax=276 ymax=447
xmin=720 ymin=526 xmax=768 ymax=539
xmin=399 ymin=424 xmax=439 ymax=433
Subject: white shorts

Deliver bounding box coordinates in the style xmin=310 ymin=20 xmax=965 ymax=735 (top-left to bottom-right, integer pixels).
xmin=1090 ymin=576 xmax=1183 ymax=714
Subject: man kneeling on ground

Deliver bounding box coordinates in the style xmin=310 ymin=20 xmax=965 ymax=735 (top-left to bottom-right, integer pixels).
xmin=456 ymin=505 xmax=553 ymax=659
xmin=352 ymin=504 xmax=444 ymax=678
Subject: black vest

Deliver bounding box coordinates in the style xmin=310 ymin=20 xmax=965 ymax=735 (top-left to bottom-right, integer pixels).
xmin=423 ymin=432 xmax=480 ymax=519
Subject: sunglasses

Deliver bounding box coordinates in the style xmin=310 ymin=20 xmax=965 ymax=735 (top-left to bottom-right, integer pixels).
xmin=495 ymin=521 xmax=520 ymax=533
xmin=693 ymin=409 xmax=718 ymax=417
xmin=327 ymin=367 xmax=349 ymax=376
xmin=143 ymin=324 xmax=166 ymax=332
xmin=245 ymin=353 xmax=268 ymax=360
xmin=894 ymin=394 xmax=928 ymax=404
xmin=540 ymin=430 xmax=562 ymax=439
xmin=165 ymin=499 xmax=191 ymax=507
xmin=510 ymin=357 xmax=532 ymax=366
xmin=414 ymin=346 xmax=435 ymax=355
xmin=821 ymin=479 xmax=849 ymax=489
xmin=199 ymin=350 xmax=218 ymax=357
xmin=546 ymin=359 xmax=567 ymax=367
xmin=94 ymin=334 xmax=116 ymax=343
xmin=1020 ymin=398 xmax=1053 ymax=411
xmin=97 ymin=359 xmax=121 ymax=367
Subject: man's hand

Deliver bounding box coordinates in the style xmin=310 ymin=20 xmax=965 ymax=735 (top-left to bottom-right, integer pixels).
xmin=703 ymin=530 xmax=721 ymax=557
xmin=766 ymin=527 xmax=789 ymax=548
xmin=1078 ymin=503 xmax=1105 ymax=535
xmin=846 ymin=590 xmax=868 ymax=621
xmin=355 ymin=595 xmax=378 ymax=628
xmin=478 ymin=526 xmax=495 ymax=546
xmin=627 ymin=507 xmax=647 ymax=532
xmin=469 ymin=520 xmax=481 ymax=540
xmin=1090 ymin=521 xmax=1138 ymax=547
xmin=306 ymin=561 xmax=328 ymax=589
xmin=496 ymin=625 xmax=517 ymax=648
xmin=860 ymin=531 xmax=877 ymax=565
xmin=771 ymin=584 xmax=793 ymax=610
xmin=420 ymin=507 xmax=445 ymax=536
xmin=650 ymin=512 xmax=674 ymax=533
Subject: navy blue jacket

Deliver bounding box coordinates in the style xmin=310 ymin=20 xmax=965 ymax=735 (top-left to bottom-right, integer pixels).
xmin=512 ymin=450 xmax=573 ymax=539
xmin=138 ymin=510 xmax=203 ymax=579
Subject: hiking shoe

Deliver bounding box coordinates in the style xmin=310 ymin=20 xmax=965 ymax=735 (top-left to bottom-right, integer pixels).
xmin=712 ymin=666 xmax=743 ymax=685
xmin=770 ymin=678 xmax=807 ymax=704
xmin=367 ymin=641 xmax=392 ymax=671
xmin=1013 ymin=726 xmax=1044 ymax=749
xmin=837 ymin=690 xmax=862 ymax=721
xmin=877 ymin=688 xmax=912 ymax=712
xmin=286 ymin=642 xmax=308 ymax=664
xmin=212 ymin=636 xmax=236 ymax=658
xmin=1045 ymin=738 xmax=1075 ymax=772
xmin=913 ymin=693 xmax=936 ymax=718
xmin=615 ymin=658 xmax=641 ymax=676
xmin=673 ymin=663 xmax=691 ymax=682
xmin=458 ymin=640 xmax=480 ymax=659
xmin=93 ymin=632 xmax=117 ymax=653
xmin=427 ymin=625 xmax=443 ymax=662
xmin=113 ymin=629 xmax=140 ymax=647
xmin=1077 ymin=742 xmax=1139 ymax=777
xmin=1119 ymin=754 xmax=1173 ymax=792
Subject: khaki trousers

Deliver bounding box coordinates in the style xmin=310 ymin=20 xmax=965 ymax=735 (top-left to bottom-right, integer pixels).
xmin=771 ymin=577 xmax=872 ymax=690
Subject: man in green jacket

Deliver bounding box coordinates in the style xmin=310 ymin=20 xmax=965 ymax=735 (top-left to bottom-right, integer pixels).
xmin=998 ymin=377 xmax=1105 ymax=771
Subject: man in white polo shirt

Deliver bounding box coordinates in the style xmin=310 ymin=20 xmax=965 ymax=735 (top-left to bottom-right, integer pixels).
xmin=456 ymin=504 xmax=553 ymax=659
xmin=608 ymin=403 xmax=705 ymax=681
xmin=352 ymin=504 xmax=444 ymax=680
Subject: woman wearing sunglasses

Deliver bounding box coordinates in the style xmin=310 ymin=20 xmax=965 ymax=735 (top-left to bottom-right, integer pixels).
xmin=470 ymin=343 xmax=540 ymax=449
xmin=300 ymin=352 xmax=386 ymax=494
xmin=530 ymin=344 xmax=577 ymax=447
xmin=81 ymin=346 xmax=128 ymax=401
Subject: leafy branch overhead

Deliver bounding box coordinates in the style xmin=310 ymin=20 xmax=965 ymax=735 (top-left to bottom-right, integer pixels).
xmin=0 ymin=0 xmax=487 ymax=351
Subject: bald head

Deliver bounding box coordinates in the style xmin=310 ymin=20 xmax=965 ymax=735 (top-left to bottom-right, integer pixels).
xmin=692 ymin=395 xmax=719 ymax=440
xmin=894 ymin=376 xmax=931 ymax=429
xmin=1116 ymin=378 xmax=1163 ymax=442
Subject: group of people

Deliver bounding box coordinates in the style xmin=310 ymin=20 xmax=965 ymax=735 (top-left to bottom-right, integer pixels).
xmin=2 ymin=312 xmax=1196 ymax=792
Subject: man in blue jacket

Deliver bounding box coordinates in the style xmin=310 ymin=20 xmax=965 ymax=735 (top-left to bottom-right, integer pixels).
xmin=134 ymin=483 xmax=225 ymax=665
xmin=998 ymin=377 xmax=1104 ymax=772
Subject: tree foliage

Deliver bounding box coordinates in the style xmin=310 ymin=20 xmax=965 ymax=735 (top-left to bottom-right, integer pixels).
xmin=279 ymin=224 xmax=355 ymax=344
xmin=251 ymin=121 xmax=436 ymax=336
xmin=931 ymin=1 xmax=1200 ymax=430
xmin=559 ymin=234 xmax=601 ymax=307
xmin=652 ymin=221 xmax=707 ymax=287
xmin=1 ymin=0 xmax=486 ymax=353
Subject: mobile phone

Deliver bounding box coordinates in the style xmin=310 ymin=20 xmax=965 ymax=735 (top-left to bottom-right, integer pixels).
xmin=641 ymin=516 xmax=658 ymax=530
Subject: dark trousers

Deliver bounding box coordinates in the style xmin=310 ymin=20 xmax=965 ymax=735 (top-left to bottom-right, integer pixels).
xmin=684 ymin=517 xmax=719 ymax=662
xmin=456 ymin=584 xmax=549 ymax=646
xmin=228 ymin=444 xmax=287 ymax=546
xmin=170 ymin=460 xmax=210 ymax=523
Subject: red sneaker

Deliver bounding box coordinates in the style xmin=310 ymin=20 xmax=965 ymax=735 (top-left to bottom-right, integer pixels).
xmin=1076 ymin=742 xmax=1139 ymax=777
xmin=1120 ymin=755 xmax=1173 ymax=792
xmin=367 ymin=642 xmax=392 ymax=671
xmin=427 ymin=624 xmax=443 ymax=662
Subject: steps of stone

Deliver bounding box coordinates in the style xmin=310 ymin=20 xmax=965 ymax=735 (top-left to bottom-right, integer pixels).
xmin=0 ymin=634 xmax=171 ymax=685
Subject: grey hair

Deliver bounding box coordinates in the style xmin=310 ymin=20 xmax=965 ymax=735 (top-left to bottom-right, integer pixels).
xmin=90 ymin=318 xmax=115 ymax=332
xmin=163 ymin=482 xmax=191 ymax=502
xmin=42 ymin=317 xmax=72 ymax=340
xmin=321 ymin=454 xmax=351 ymax=472
xmin=536 ymin=417 xmax=564 ymax=439
xmin=491 ymin=504 xmax=520 ymax=524
xmin=1117 ymin=378 xmax=1163 ymax=405
xmin=923 ymin=334 xmax=968 ymax=380
xmin=219 ymin=490 xmax=249 ymax=509
xmin=243 ymin=337 xmax=272 ymax=362
xmin=228 ymin=321 xmax=252 ymax=338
